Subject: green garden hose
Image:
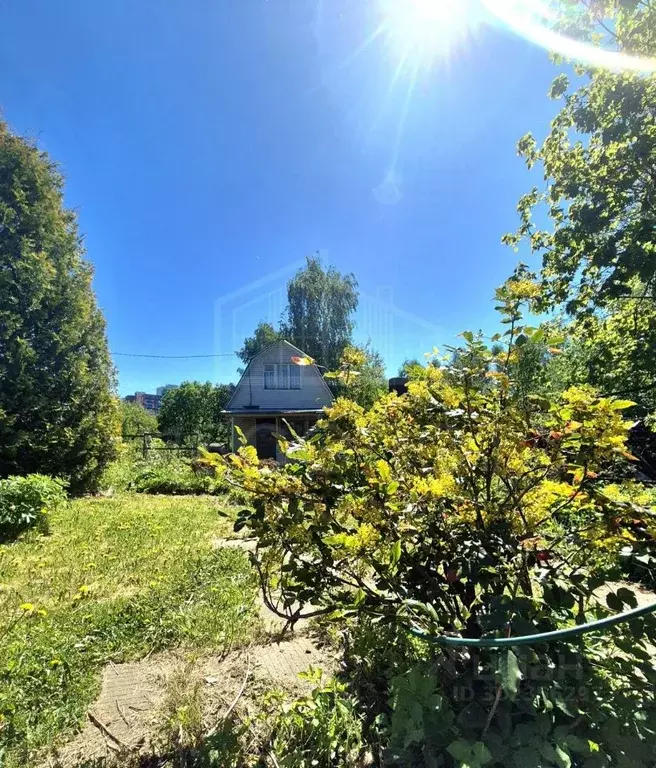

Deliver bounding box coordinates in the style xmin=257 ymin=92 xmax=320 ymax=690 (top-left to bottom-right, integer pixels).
xmin=408 ymin=600 xmax=656 ymax=647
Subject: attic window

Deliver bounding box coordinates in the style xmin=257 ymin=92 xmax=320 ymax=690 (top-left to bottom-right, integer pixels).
xmin=290 ymin=364 xmax=301 ymax=389
xmin=264 ymin=363 xmax=301 ymax=390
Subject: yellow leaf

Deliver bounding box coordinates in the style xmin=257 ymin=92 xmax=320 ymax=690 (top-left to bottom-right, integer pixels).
xmin=610 ymin=400 xmax=636 ymax=410
xmin=376 ymin=460 xmax=392 ymax=483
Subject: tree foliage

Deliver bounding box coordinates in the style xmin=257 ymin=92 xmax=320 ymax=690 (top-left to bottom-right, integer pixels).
xmin=222 ymin=278 xmax=656 ymax=766
xmin=0 ymin=121 xmax=117 ymax=492
xmin=157 ymin=381 xmax=234 ymax=444
xmin=281 ymin=254 xmax=359 ymax=370
xmin=546 ymin=282 xmax=656 ymax=417
xmin=398 ymin=358 xmax=424 ymax=377
xmin=120 ymin=400 xmax=158 ymax=438
xmin=326 ymin=343 xmax=388 ymax=410
xmin=505 ymin=1 xmax=656 ymax=317
xmin=236 ymin=321 xmax=283 ymax=371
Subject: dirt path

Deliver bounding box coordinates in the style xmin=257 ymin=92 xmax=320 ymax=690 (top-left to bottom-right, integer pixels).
xmin=52 ymin=638 xmax=332 ymax=766
xmin=48 ymin=537 xmax=335 ymax=767
xmin=594 ymin=579 xmax=656 ymax=609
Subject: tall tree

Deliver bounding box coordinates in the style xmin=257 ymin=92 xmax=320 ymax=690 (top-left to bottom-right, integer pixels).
xmin=281 ymin=254 xmax=358 ymax=370
xmin=0 ymin=122 xmax=117 ymax=492
xmin=505 ymin=2 xmax=656 ymax=416
xmin=505 ymin=2 xmax=656 ymax=317
xmin=236 ymin=321 xmax=282 ymax=372
xmin=158 ymin=382 xmax=234 ymax=444
xmin=120 ymin=401 xmax=159 ymax=438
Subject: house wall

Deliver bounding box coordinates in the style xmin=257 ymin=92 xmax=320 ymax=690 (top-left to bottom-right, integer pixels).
xmin=228 ymin=341 xmax=334 ymax=411
xmin=232 ymin=413 xmax=320 ymax=462
xmin=232 ymin=416 xmax=257 ymax=451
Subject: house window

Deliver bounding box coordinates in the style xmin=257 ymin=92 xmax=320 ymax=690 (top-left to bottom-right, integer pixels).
xmin=290 ymin=364 xmax=301 ymax=390
xmin=263 ymin=363 xmax=302 ymax=390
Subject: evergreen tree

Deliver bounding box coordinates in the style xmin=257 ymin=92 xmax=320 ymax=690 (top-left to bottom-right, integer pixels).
xmin=0 ymin=122 xmax=118 ymax=491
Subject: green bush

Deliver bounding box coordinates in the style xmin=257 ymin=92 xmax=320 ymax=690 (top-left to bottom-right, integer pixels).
xmin=264 ymin=669 xmax=365 ymax=768
xmin=100 ymin=442 xmax=227 ymax=496
xmin=131 ymin=459 xmax=220 ymax=495
xmin=99 ymin=441 xmax=141 ymax=492
xmin=225 ymin=279 xmax=656 ymax=767
xmin=0 ymin=474 xmax=67 ymax=540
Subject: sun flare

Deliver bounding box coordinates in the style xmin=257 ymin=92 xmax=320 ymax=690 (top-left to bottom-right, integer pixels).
xmin=483 ymin=0 xmax=656 ymax=73
xmin=380 ymin=0 xmax=477 ymax=66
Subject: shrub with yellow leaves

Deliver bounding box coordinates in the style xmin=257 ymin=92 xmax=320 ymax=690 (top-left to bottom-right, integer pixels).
xmin=222 ymin=273 xmax=656 ymax=767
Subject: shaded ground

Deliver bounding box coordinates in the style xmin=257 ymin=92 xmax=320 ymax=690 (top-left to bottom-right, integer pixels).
xmin=595 ymin=579 xmax=656 ymax=608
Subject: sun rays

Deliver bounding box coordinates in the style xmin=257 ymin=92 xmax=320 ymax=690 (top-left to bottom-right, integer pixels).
xmin=313 ymin=0 xmax=656 ymax=205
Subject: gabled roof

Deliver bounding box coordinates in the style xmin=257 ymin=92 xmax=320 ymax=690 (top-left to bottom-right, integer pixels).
xmin=223 ymin=339 xmax=334 ymax=413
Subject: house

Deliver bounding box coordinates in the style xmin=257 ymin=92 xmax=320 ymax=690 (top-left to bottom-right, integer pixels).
xmin=223 ymin=340 xmax=334 ymax=460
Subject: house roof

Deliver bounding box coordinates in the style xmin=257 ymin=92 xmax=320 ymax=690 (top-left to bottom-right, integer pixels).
xmin=223 ymin=339 xmax=334 ymax=413
xmin=223 ymin=408 xmax=325 ymax=416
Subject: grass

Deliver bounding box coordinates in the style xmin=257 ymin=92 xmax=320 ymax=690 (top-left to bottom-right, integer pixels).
xmin=156 ymin=661 xmax=206 ymax=752
xmin=0 ymin=493 xmax=261 ymax=766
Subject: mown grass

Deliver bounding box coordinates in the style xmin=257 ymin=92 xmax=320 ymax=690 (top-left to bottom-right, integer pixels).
xmin=0 ymin=493 xmax=261 ymax=766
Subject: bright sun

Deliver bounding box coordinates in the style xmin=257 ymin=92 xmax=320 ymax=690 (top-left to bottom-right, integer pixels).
xmin=380 ymin=0 xmax=476 ymax=65
xmin=378 ymin=0 xmax=656 ymax=78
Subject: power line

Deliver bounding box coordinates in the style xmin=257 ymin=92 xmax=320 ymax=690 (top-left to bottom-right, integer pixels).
xmin=111 ymin=352 xmax=239 ymax=359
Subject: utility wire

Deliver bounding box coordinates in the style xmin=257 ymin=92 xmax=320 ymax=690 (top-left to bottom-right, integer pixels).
xmin=111 ymin=352 xmax=239 ymax=359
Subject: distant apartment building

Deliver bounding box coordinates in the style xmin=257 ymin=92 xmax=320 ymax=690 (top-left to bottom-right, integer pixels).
xmin=124 ymin=392 xmax=161 ymax=413
xmin=134 ymin=392 xmax=162 ymax=413
xmin=124 ymin=385 xmax=178 ymax=414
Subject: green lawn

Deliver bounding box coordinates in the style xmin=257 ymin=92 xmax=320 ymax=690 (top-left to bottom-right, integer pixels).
xmin=0 ymin=493 xmax=261 ymax=766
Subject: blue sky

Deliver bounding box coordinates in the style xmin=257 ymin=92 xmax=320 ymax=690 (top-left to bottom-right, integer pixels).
xmin=0 ymin=0 xmax=559 ymax=394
